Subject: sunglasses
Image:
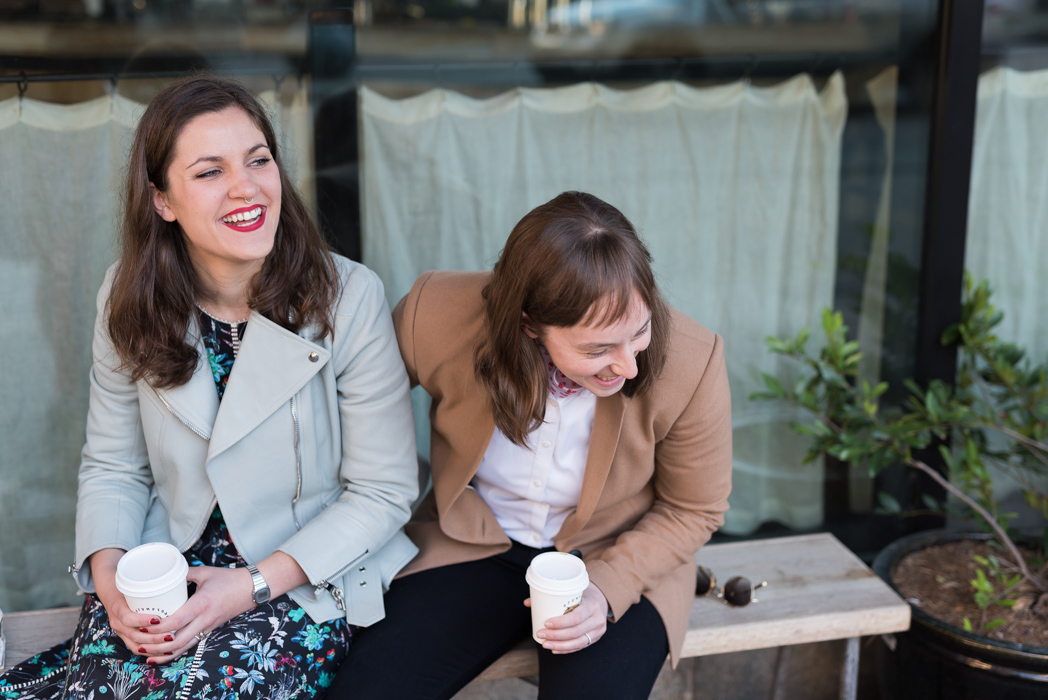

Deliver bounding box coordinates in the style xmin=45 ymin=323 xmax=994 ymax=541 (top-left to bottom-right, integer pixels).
xmin=695 ymin=565 xmax=768 ymax=607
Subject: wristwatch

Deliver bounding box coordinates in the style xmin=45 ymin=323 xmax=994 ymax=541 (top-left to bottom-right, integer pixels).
xmin=246 ymin=564 xmax=271 ymax=605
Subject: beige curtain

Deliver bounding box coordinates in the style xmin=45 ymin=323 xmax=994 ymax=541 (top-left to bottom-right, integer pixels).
xmin=966 ymin=66 xmax=1048 ymax=364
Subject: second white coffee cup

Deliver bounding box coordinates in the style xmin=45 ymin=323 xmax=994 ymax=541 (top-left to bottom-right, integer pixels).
xmin=115 ymin=542 xmax=189 ymax=618
xmin=525 ymin=552 xmax=589 ymax=643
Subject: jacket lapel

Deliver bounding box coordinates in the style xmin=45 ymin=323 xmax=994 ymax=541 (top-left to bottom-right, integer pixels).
xmin=154 ymin=315 xmax=219 ymax=440
xmin=556 ymin=392 xmax=627 ymax=540
xmin=207 ymin=312 xmax=329 ymax=461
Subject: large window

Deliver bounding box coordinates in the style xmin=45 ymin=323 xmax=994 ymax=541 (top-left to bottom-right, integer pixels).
xmin=1 ymin=0 xmax=974 ymax=612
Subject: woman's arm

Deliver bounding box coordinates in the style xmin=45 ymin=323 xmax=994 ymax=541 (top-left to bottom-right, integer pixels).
xmin=75 ymin=271 xmax=155 ymax=592
xmin=540 ymin=333 xmax=731 ymax=653
xmin=586 ymin=332 xmax=733 ymax=621
xmin=271 ymin=263 xmax=419 ymax=593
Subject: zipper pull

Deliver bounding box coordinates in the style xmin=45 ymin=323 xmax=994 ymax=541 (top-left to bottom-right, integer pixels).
xmin=330 ymin=585 xmax=346 ymax=612
xmin=315 ymin=580 xmax=347 ymax=611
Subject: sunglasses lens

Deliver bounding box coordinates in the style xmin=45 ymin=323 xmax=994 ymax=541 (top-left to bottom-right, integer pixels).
xmin=723 ymin=576 xmax=753 ymax=606
xmin=695 ymin=566 xmax=716 ymax=596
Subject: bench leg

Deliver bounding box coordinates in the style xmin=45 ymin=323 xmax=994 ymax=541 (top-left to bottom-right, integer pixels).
xmin=838 ymin=636 xmax=860 ymax=700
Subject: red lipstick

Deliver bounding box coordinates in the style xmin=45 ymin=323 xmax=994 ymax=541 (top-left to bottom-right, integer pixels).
xmin=221 ymin=205 xmax=266 ymax=232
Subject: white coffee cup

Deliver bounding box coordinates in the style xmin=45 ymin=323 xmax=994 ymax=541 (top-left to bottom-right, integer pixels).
xmin=115 ymin=542 xmax=189 ymax=618
xmin=525 ymin=552 xmax=589 ymax=643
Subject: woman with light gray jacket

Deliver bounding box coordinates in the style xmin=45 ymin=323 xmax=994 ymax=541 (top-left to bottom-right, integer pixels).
xmin=0 ymin=75 xmax=418 ymax=699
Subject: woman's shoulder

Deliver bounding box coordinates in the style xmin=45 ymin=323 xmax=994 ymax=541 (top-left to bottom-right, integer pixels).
xmin=399 ymin=270 xmax=490 ymax=327
xmin=395 ymin=270 xmax=490 ymax=365
xmin=407 ymin=270 xmax=491 ymax=306
xmin=657 ymin=308 xmax=725 ymax=390
xmin=327 ymin=253 xmax=388 ymax=313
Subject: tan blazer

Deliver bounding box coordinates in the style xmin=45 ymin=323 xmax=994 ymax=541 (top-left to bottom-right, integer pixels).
xmin=393 ymin=271 xmax=732 ymax=665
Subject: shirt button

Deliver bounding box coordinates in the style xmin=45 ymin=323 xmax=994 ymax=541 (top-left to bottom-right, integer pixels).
xmin=308 ymin=352 xmax=319 ymax=362
xmin=533 ymin=534 xmax=540 ymax=542
xmin=534 ymin=480 xmax=542 ymax=487
xmin=541 ymin=440 xmax=551 ymax=449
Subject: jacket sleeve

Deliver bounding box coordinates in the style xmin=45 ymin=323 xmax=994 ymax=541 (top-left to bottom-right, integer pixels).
xmin=391 ymin=270 xmax=436 ymax=389
xmin=585 ymin=334 xmax=733 ymax=621
xmin=276 ymin=263 xmax=419 ymax=585
xmin=73 ymin=268 xmax=154 ymax=592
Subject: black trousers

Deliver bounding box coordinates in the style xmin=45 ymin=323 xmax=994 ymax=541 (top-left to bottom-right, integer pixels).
xmin=327 ymin=541 xmax=669 ymax=700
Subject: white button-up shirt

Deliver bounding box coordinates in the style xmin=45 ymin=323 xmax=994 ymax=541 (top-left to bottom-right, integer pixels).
xmin=473 ymin=391 xmax=597 ymax=547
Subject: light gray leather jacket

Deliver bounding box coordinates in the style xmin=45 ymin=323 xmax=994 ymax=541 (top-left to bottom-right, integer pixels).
xmin=73 ymin=255 xmax=419 ymax=626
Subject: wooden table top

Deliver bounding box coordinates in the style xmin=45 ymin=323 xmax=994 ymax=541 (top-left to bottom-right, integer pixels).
xmin=684 ymin=532 xmax=910 ymax=657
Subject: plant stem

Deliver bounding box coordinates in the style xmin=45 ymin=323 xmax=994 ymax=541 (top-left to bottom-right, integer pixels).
xmin=992 ymin=424 xmax=1048 ymax=471
xmin=909 ymin=458 xmax=1048 ymax=593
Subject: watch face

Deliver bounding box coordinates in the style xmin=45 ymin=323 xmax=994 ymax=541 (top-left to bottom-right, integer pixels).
xmin=255 ymin=588 xmax=271 ymax=604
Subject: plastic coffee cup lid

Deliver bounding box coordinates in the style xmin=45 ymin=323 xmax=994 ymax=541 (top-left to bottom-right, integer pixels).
xmin=115 ymin=542 xmax=189 ymax=597
xmin=526 ymin=552 xmax=589 ymax=593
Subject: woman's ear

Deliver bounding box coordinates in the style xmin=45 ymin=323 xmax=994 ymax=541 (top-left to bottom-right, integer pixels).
xmin=150 ymin=183 xmax=177 ymax=223
xmin=520 ymin=312 xmax=540 ymax=340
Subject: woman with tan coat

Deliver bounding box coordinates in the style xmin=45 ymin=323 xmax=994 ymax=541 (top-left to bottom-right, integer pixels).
xmin=330 ymin=191 xmax=733 ymax=699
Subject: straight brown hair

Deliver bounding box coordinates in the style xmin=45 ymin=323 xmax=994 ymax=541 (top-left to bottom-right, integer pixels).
xmin=474 ymin=191 xmax=670 ymax=446
xmin=107 ymin=74 xmax=339 ymax=388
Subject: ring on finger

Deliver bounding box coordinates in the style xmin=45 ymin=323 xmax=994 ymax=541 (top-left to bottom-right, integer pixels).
xmin=584 ymin=632 xmax=592 ymax=647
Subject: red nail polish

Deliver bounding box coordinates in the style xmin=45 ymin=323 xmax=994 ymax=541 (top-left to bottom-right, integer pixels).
xmin=164 ymin=635 xmax=173 ymax=642
xmin=138 ymin=647 xmax=146 ymax=653
xmin=139 ymin=628 xmax=149 ymax=633
xmin=147 ymin=659 xmax=157 ymax=665
xmin=150 ymin=617 xmax=161 ymax=625
xmin=165 ymin=651 xmax=174 ymax=655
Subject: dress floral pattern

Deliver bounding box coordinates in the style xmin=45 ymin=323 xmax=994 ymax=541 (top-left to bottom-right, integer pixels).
xmin=0 ymin=315 xmax=352 ymax=699
xmin=198 ymin=308 xmax=246 ymax=401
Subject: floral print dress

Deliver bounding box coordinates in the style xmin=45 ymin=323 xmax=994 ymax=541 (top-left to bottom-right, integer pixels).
xmin=0 ymin=310 xmax=352 ymax=700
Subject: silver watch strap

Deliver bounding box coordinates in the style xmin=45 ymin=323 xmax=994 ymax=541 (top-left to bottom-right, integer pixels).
xmin=246 ymin=564 xmax=267 ymax=596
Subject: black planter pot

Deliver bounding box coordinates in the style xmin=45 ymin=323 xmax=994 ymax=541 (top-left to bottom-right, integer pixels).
xmin=872 ymin=529 xmax=1048 ymax=700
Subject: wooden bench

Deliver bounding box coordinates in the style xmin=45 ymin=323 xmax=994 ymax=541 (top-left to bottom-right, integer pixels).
xmin=2 ymin=533 xmax=910 ymax=699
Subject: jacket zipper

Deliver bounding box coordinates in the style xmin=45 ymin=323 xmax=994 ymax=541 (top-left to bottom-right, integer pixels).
xmin=290 ymin=396 xmax=304 ymax=530
xmin=315 ymin=580 xmax=346 ymax=611
xmin=314 ymin=547 xmax=370 ymax=612
xmin=156 ymin=393 xmax=212 ymax=441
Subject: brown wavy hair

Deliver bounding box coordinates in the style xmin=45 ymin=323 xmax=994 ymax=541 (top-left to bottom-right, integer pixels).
xmin=474 ymin=191 xmax=670 ymax=446
xmin=107 ymin=74 xmax=339 ymax=388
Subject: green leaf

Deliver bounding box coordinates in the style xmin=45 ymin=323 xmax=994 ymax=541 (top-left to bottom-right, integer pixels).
xmin=877 ymin=492 xmax=902 ymax=513
xmin=996 ymin=599 xmax=1017 ymax=608
xmin=921 ymin=494 xmax=940 ymax=511
xmin=963 ymin=617 xmax=973 ymax=632
xmin=972 ymin=555 xmax=990 ymax=567
xmin=926 ymin=390 xmax=942 ymax=421
xmin=984 ymin=618 xmax=1007 ymax=631
xmin=761 ymin=373 xmax=786 ymax=397
xmin=795 ymin=327 xmax=810 ymax=351
xmin=766 ymin=337 xmax=789 ymax=354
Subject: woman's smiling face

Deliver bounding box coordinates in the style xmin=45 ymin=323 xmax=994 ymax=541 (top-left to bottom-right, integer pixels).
xmin=525 ymin=291 xmax=652 ymax=398
xmin=152 ymin=106 xmax=282 ymax=280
